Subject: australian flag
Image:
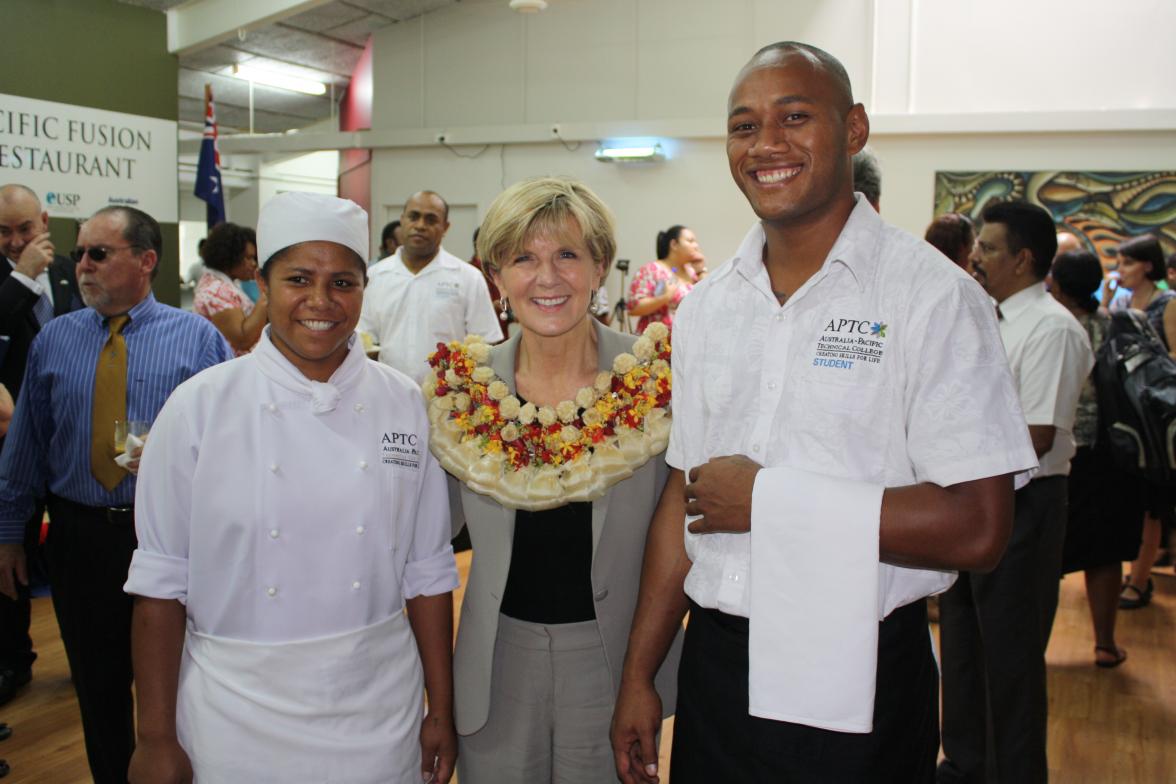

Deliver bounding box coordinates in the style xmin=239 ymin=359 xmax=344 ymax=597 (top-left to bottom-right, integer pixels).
xmin=194 ymin=84 xmax=225 ymax=228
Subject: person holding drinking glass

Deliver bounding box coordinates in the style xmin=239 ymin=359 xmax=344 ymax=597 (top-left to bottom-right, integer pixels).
xmin=0 ymin=205 xmax=230 ymax=784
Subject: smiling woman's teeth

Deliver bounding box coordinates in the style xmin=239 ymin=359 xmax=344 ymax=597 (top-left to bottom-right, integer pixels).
xmin=533 ymin=297 xmax=569 ymax=307
xmin=300 ymin=320 xmax=335 ymax=331
xmin=756 ymin=167 xmax=801 ymax=184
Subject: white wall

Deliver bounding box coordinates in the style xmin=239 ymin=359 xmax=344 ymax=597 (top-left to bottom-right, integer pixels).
xmin=363 ymin=0 xmax=1176 ymax=299
xmin=372 ymin=139 xmax=754 ymax=309
xmin=372 ymin=0 xmax=874 ymax=130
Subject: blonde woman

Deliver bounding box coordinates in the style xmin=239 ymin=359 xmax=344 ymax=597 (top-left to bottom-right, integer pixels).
xmin=425 ymin=177 xmax=681 ymax=783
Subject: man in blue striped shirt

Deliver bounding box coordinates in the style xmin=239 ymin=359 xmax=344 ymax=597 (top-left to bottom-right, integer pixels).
xmin=0 ymin=205 xmax=232 ymax=784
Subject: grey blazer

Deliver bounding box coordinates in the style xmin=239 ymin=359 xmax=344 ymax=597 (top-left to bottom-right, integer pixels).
xmin=449 ymin=319 xmax=683 ymax=736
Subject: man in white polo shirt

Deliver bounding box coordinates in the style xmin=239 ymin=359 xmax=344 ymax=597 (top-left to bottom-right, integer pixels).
xmin=609 ymin=41 xmax=1037 ymax=784
xmin=938 ymin=200 xmax=1092 ymax=784
xmin=361 ymin=191 xmax=502 ymax=381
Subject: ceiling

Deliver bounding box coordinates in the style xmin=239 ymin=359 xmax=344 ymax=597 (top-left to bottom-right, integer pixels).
xmin=119 ymin=0 xmax=460 ymax=134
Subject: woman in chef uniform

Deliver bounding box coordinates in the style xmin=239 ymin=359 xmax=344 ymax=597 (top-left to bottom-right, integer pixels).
xmin=124 ymin=191 xmax=459 ymax=784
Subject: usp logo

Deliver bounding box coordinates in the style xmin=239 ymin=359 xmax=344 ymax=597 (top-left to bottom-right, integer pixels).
xmin=45 ymin=191 xmax=82 ymax=210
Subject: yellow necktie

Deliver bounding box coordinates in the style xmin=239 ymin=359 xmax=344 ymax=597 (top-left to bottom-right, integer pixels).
xmin=91 ymin=314 xmax=130 ymax=491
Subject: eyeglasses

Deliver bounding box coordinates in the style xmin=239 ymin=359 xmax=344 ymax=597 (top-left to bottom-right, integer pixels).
xmin=70 ymin=245 xmax=141 ymax=263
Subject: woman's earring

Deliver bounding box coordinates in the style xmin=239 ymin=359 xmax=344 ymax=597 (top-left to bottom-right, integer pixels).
xmin=499 ymin=297 xmax=511 ymax=320
xmin=589 ymin=289 xmax=599 ymax=313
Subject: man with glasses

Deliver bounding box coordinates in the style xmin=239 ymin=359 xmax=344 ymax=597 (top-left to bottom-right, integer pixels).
xmin=0 ymin=183 xmax=84 ymax=707
xmin=0 ymin=205 xmax=231 ymax=784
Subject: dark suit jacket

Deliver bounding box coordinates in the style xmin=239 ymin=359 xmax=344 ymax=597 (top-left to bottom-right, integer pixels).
xmin=0 ymin=254 xmax=83 ymax=399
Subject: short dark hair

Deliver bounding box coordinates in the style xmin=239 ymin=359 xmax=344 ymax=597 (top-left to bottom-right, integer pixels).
xmin=381 ymin=220 xmax=400 ymax=245
xmin=202 ymin=222 xmax=256 ymax=273
xmin=1117 ymin=235 xmax=1165 ymax=281
xmin=924 ymin=213 xmax=975 ymax=266
xmin=1167 ymin=252 xmax=1176 ymax=274
xmin=92 ymin=205 xmax=163 ymax=279
xmin=656 ymin=225 xmax=686 ymax=260
xmin=852 ymin=149 xmax=881 ymax=207
xmin=1051 ymin=250 xmax=1103 ymax=314
xmin=979 ymin=201 xmax=1057 ymax=280
xmin=749 ymin=41 xmax=854 ymax=110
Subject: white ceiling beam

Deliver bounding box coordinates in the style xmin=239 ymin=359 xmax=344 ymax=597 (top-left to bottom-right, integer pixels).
xmin=175 ymin=109 xmax=1176 ymax=156
xmin=167 ymin=0 xmax=334 ymax=55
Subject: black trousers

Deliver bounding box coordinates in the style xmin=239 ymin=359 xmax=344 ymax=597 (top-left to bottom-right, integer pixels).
xmin=938 ymin=475 xmax=1068 ymax=784
xmin=671 ymin=597 xmax=938 ymax=783
xmin=45 ymin=496 xmax=137 ymax=784
xmin=0 ymin=502 xmax=44 ymax=674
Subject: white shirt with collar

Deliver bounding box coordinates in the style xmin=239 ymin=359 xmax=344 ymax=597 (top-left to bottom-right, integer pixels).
xmin=668 ymin=196 xmax=1037 ymax=732
xmin=996 ymin=282 xmax=1092 ymax=479
xmin=360 ymin=246 xmax=503 ymax=381
xmin=6 ymin=257 xmax=55 ymax=308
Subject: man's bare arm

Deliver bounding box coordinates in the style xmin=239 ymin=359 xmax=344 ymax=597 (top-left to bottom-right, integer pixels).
xmin=611 ymin=468 xmax=691 ymax=784
xmin=880 ymin=473 xmax=1014 ymax=573
xmin=686 ymin=457 xmax=1015 ymax=573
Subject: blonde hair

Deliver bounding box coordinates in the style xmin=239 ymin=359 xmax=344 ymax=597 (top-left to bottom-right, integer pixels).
xmin=476 ymin=177 xmax=616 ymax=275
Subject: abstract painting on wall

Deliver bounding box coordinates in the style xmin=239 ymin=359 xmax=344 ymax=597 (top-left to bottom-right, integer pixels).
xmin=934 ymin=171 xmax=1176 ymax=259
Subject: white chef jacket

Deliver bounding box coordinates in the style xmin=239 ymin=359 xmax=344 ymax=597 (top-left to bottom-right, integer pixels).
xmin=668 ymin=196 xmax=1037 ymax=731
xmin=125 ymin=328 xmax=459 ymax=643
xmin=360 ymin=246 xmax=503 ymax=382
xmin=996 ymin=282 xmax=1092 ymax=479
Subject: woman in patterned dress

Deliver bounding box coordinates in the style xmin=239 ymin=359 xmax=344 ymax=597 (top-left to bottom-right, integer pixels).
xmin=194 ymin=222 xmax=268 ymax=356
xmin=626 ymin=225 xmax=706 ymax=333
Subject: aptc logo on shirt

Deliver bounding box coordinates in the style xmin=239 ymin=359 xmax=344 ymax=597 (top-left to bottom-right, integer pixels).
xmin=812 ymin=317 xmax=888 ymax=370
xmin=434 ymin=281 xmax=460 ymax=300
xmin=381 ymin=431 xmax=422 ymax=469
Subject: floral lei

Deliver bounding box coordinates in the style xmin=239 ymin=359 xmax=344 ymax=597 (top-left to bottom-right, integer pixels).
xmin=423 ymin=323 xmax=672 ymax=511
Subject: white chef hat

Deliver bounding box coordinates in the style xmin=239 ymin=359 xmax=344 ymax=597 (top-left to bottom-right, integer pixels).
xmin=257 ymin=191 xmax=369 ymax=269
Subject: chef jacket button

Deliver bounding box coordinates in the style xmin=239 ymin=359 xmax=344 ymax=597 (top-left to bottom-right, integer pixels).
xmin=751 ymin=445 xmax=760 ymax=454
xmin=359 ymin=460 xmax=368 ymax=470
xmin=356 ymin=525 xmax=366 ymax=535
xmin=267 ymin=403 xmax=277 ymax=413
xmin=269 ymin=463 xmax=279 ymax=473
xmin=728 ymin=574 xmax=740 ymax=583
xmin=266 ymin=586 xmax=277 ymax=597
xmin=767 ymin=381 xmax=777 ymax=391
xmin=775 ymin=312 xmax=785 ymax=321
xmin=269 ymin=528 xmax=279 ymax=539
xmin=354 ymin=403 xmax=365 ymax=412
xmin=593 ymin=588 xmax=608 ymax=602
xmin=351 ymin=581 xmax=361 ymax=590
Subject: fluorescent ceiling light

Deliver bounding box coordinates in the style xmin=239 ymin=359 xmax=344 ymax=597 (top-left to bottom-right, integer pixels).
xmin=595 ymin=142 xmax=665 ymax=162
xmin=510 ymin=0 xmax=548 ymax=11
xmin=230 ymin=64 xmax=326 ymax=96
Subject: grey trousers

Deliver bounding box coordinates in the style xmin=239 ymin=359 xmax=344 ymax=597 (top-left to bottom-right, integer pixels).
xmin=457 ymin=614 xmax=616 ymax=784
xmin=939 ymin=475 xmax=1068 ymax=784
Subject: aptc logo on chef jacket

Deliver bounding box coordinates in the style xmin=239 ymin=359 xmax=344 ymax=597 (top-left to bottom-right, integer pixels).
xmin=812 ymin=317 xmax=888 ymax=371
xmin=381 ymin=431 xmax=422 ymax=469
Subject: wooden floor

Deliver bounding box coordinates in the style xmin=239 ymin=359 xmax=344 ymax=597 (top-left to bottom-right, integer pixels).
xmin=2 ymin=556 xmax=1173 ymax=783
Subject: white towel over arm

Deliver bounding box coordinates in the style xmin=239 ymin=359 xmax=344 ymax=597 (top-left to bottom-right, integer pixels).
xmin=748 ymin=465 xmax=883 ymax=733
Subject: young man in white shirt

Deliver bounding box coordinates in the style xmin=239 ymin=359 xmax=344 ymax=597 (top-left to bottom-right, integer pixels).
xmin=610 ymin=41 xmax=1037 ymax=784
xmin=126 ymin=192 xmax=459 ymax=784
xmin=361 ymin=191 xmax=502 ymax=381
xmin=938 ymin=200 xmax=1092 ymax=784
